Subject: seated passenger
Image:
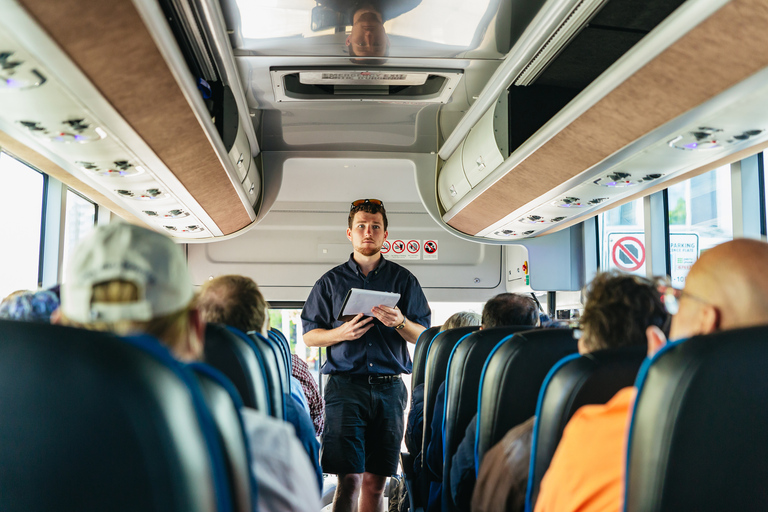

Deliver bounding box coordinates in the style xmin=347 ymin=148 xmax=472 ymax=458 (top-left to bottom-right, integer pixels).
xmin=0 ymin=286 xmax=60 ymax=323
xmin=291 ymin=352 xmax=326 ymax=436
xmin=196 ymin=274 xmax=323 ymax=492
xmin=427 ymin=294 xmax=539 ymax=512
xmin=535 ymin=239 xmax=768 ymax=512
xmin=472 ymin=271 xmax=670 ymax=512
xmin=55 ymin=223 xmax=320 ymax=512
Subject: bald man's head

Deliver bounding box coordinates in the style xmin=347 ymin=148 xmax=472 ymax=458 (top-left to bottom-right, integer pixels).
xmin=669 ymin=239 xmax=768 ymax=340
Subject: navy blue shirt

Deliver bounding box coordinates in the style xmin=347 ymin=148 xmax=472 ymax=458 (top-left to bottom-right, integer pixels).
xmin=301 ymin=254 xmax=431 ymax=375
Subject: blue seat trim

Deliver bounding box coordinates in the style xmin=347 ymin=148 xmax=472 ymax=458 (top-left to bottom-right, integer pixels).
xmin=122 ymin=334 xmax=233 ymax=512
xmin=622 ymin=339 xmax=682 ymax=512
xmin=473 ymin=333 xmax=517 ymax=477
xmin=524 ymin=353 xmax=581 ymax=512
xmin=440 ymin=332 xmax=474 ymax=474
xmin=187 ymin=362 xmax=260 ymax=508
xmin=226 ymin=326 xmax=275 ymax=416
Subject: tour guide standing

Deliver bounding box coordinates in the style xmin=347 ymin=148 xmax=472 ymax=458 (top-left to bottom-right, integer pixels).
xmin=302 ymin=199 xmax=431 ymax=512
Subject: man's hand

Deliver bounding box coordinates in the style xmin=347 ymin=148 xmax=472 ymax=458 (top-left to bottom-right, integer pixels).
xmin=337 ymin=313 xmax=375 ymax=341
xmin=371 ymin=305 xmax=405 ymax=328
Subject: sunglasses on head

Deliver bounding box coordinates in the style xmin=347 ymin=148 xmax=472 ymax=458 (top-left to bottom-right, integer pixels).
xmin=350 ymin=199 xmax=384 ymax=210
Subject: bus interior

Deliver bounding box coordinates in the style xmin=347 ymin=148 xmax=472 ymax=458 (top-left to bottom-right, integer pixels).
xmin=2 ymin=0 xmax=768 ymax=509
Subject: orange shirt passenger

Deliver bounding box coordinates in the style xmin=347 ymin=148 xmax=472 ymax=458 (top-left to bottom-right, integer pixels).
xmin=534 ymin=386 xmax=636 ymax=512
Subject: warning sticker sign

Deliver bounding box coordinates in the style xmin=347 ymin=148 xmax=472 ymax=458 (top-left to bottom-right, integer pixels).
xmin=608 ymin=234 xmax=646 ymax=275
xmin=387 ymin=239 xmax=421 ymax=260
xmin=380 ymin=240 xmax=390 ymax=254
xmin=423 ymin=240 xmax=438 ymax=260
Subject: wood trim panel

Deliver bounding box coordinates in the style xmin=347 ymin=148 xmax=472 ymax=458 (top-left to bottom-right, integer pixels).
xmin=448 ymin=0 xmax=768 ymax=235
xmin=18 ymin=0 xmax=252 ymax=235
xmin=0 ymin=129 xmax=148 ymax=227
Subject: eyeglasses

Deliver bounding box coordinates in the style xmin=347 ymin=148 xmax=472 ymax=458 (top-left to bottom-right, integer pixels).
xmin=655 ymin=277 xmax=711 ymax=315
xmin=350 ymin=199 xmax=384 ymax=210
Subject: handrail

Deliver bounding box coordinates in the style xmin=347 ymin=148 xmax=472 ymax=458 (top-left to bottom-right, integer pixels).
xmin=437 ymin=0 xmax=589 ymax=161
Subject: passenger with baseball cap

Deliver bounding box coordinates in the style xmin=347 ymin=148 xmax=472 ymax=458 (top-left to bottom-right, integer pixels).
xmin=54 ymin=222 xmax=320 ymax=512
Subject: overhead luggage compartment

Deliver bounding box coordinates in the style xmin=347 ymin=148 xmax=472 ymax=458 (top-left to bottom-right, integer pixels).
xmin=0 ymin=0 xmax=262 ymax=240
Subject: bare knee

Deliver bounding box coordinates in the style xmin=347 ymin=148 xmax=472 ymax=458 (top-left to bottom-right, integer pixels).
xmin=361 ymin=472 xmax=387 ymax=497
xmin=337 ymin=473 xmax=363 ymax=495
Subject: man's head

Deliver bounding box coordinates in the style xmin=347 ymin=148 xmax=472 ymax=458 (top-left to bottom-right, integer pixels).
xmin=665 ymin=239 xmax=768 ymax=342
xmin=481 ymin=293 xmax=539 ymax=329
xmin=441 ymin=311 xmax=481 ymax=331
xmin=347 ymin=199 xmax=388 ymax=257
xmin=197 ymin=275 xmax=269 ymax=336
xmin=578 ymin=271 xmax=669 ymax=355
xmin=57 ymin=222 xmax=202 ymax=361
xmin=346 ymin=6 xmax=389 ymax=58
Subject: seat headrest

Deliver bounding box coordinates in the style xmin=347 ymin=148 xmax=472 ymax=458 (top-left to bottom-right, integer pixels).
xmin=475 ymin=328 xmax=578 ymax=471
xmin=247 ymin=331 xmax=286 ymax=419
xmin=412 ymin=326 xmax=441 ymax=389
xmin=626 ymin=325 xmax=768 ymax=512
xmin=528 ymin=345 xmax=645 ymax=509
xmin=204 ymin=323 xmax=270 ymax=413
xmin=421 ymin=326 xmax=480 ymax=460
xmin=442 ymin=326 xmax=534 ymax=512
xmin=0 ymin=319 xmax=226 ymax=512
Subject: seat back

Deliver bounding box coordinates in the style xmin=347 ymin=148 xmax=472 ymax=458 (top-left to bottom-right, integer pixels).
xmin=268 ymin=328 xmax=293 ymax=378
xmin=0 ymin=320 xmax=229 ymax=512
xmin=191 ymin=364 xmax=256 ymax=512
xmin=442 ymin=326 xmax=534 ymax=512
xmin=527 ymin=346 xmax=645 ymax=509
xmin=421 ymin=326 xmax=480 ymax=464
xmin=412 ymin=326 xmax=441 ymax=390
xmin=204 ymin=323 xmax=270 ymax=413
xmin=476 ymin=329 xmax=578 ymax=470
xmin=625 ymin=326 xmax=768 ymax=512
xmin=248 ymin=331 xmax=286 ymax=419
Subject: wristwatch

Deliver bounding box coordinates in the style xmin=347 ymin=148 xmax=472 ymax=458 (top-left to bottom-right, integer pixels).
xmin=395 ymin=318 xmax=407 ymax=330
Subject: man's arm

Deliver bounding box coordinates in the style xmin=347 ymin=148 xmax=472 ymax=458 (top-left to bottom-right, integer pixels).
xmin=303 ymin=313 xmax=374 ymax=347
xmin=371 ymin=305 xmax=426 ymax=344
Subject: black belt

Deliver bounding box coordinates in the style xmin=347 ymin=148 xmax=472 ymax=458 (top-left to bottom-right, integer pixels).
xmin=346 ymin=374 xmax=401 ymax=384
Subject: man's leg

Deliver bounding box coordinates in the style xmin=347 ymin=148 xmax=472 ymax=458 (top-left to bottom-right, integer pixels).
xmin=359 ymin=472 xmax=388 ymax=512
xmin=334 ymin=473 xmax=363 ymax=512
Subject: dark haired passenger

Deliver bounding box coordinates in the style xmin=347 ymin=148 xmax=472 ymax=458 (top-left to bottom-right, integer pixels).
xmin=426 ymin=294 xmax=540 ymax=512
xmin=55 ymin=222 xmax=320 ymax=512
xmin=536 ymin=239 xmax=768 ymax=512
xmin=472 ymin=271 xmax=669 ymax=512
xmin=197 ymin=274 xmax=324 ymax=492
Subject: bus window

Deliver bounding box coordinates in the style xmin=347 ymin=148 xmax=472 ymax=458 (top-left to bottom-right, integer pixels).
xmin=0 ymin=152 xmax=45 ymax=298
xmin=271 ymin=308 xmax=322 ymax=386
xmin=61 ymin=190 xmax=97 ymax=277
xmin=668 ymin=165 xmax=733 ymax=287
xmin=429 ymin=302 xmax=484 ymax=327
xmin=598 ymin=198 xmax=646 ymax=276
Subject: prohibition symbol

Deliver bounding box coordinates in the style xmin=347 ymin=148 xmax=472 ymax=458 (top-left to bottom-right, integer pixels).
xmin=381 ymin=241 xmax=390 ymax=254
xmin=407 ymin=240 xmax=420 ymax=254
xmin=424 ymin=241 xmax=437 ymax=254
xmin=393 ymin=241 xmax=405 ymax=254
xmin=612 ymin=236 xmax=646 ymax=272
